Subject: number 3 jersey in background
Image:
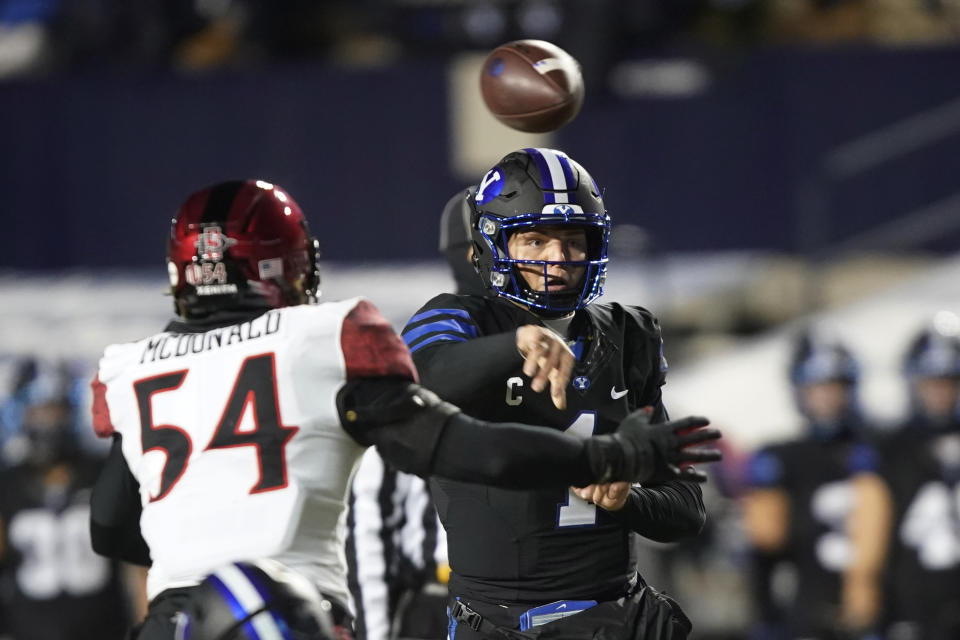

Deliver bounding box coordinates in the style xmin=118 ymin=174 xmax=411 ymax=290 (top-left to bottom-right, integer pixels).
xmin=745 ymin=437 xmax=880 ymax=635
xmin=91 ymin=298 xmax=414 ymax=607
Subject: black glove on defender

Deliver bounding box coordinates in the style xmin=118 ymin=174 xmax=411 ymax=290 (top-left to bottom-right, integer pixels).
xmin=585 ymin=409 xmax=722 ymax=484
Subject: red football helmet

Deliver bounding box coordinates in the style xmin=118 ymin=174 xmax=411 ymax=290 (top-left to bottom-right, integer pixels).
xmin=167 ymin=180 xmax=321 ymax=319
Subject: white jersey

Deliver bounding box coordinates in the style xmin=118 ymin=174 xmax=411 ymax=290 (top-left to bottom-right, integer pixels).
xmin=92 ymin=298 xmax=417 ymax=606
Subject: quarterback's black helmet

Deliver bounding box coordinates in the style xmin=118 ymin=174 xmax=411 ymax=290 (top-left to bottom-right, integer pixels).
xmin=470 ymin=148 xmax=609 ymax=317
xmin=185 ymin=560 xmax=336 ymax=640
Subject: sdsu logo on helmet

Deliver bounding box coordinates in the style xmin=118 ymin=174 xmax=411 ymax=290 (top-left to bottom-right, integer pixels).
xmin=196 ymin=225 xmax=236 ymax=262
xmin=183 ymin=224 xmax=236 ymax=296
xmin=167 ymin=180 xmax=321 ymax=320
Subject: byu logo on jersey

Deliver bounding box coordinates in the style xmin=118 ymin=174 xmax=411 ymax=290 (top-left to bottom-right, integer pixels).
xmin=572 ymin=376 xmax=591 ymax=391
xmin=475 ymin=168 xmax=504 ymax=205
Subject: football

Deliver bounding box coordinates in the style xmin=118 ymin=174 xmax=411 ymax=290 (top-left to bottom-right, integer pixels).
xmin=479 ymin=39 xmax=584 ymax=133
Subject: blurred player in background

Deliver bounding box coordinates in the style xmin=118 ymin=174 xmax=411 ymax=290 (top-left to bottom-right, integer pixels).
xmin=87 ymin=178 xmax=716 ymax=640
xmin=347 ymin=189 xmax=484 ymax=640
xmin=878 ymin=316 xmax=960 ymax=640
xmin=438 ymin=187 xmax=484 ymax=298
xmin=0 ymin=358 xmax=140 ymax=640
xmin=742 ymin=331 xmax=889 ymax=640
xmin=402 ymin=148 xmax=723 ymax=640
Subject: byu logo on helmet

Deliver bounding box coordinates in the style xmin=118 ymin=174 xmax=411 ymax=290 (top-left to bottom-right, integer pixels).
xmin=544 ymin=203 xmax=585 ymax=217
xmin=475 ymin=168 xmax=505 ymax=205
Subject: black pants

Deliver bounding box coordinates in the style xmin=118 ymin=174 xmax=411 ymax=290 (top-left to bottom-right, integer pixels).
xmin=448 ymin=586 xmax=691 ymax=640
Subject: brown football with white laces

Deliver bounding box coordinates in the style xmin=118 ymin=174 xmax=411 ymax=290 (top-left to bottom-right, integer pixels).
xmin=479 ymin=39 xmax=584 ymax=133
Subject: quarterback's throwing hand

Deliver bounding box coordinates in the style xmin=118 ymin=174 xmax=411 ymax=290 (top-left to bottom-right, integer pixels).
xmin=516 ymin=325 xmax=575 ymax=410
xmin=572 ymin=482 xmax=631 ymax=511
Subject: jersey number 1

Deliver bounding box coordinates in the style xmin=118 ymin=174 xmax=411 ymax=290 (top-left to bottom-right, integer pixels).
xmin=557 ymin=412 xmax=599 ymax=528
xmin=134 ymin=353 xmax=298 ymax=502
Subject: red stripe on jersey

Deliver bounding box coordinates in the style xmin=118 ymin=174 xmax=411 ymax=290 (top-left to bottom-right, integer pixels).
xmin=90 ymin=374 xmax=115 ymax=437
xmin=342 ymin=300 xmax=418 ymax=382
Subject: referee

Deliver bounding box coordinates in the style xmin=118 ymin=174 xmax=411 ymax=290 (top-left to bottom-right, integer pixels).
xmin=346 ymin=188 xmax=478 ymax=640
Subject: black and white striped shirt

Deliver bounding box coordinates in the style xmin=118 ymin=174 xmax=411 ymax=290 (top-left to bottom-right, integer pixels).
xmin=347 ymin=447 xmax=448 ymax=640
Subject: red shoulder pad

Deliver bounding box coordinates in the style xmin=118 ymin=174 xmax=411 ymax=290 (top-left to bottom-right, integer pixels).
xmin=90 ymin=374 xmax=115 ymax=438
xmin=342 ymin=300 xmax=418 ymax=382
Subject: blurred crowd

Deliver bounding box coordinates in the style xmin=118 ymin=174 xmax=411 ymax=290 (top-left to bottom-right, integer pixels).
xmin=1 ymin=309 xmax=960 ymax=639
xmin=1 ymin=0 xmax=960 ymax=79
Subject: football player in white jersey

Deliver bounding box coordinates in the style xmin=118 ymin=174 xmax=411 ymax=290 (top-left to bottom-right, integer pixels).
xmin=87 ymin=179 xmax=721 ymax=640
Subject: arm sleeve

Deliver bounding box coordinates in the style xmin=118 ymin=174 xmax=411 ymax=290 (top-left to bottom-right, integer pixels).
xmin=607 ymin=480 xmax=706 ymax=542
xmin=430 ymin=411 xmax=596 ymax=488
xmin=341 ymin=299 xmax=419 ymax=382
xmin=346 ymin=449 xmax=399 ymax=640
xmin=410 ymin=333 xmax=522 ymax=406
xmin=337 ymin=378 xmax=596 ymax=488
xmin=89 ymin=436 xmax=151 ymax=566
xmin=401 ymin=298 xmax=526 ymax=406
xmin=90 ymin=374 xmax=115 ymax=437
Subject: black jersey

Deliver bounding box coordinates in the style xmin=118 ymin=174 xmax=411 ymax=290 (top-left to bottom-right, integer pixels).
xmin=879 ymin=425 xmax=960 ymax=638
xmin=0 ymin=456 xmax=131 ymax=640
xmin=745 ymin=435 xmax=879 ymax=635
xmin=401 ymin=293 xmax=703 ymax=606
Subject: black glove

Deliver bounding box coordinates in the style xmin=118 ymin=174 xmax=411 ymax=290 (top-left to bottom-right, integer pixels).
xmin=585 ymin=409 xmax=722 ymax=484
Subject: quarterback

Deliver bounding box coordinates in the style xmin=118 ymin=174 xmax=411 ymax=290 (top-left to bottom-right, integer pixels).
xmin=403 ymin=148 xmax=722 ymax=640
